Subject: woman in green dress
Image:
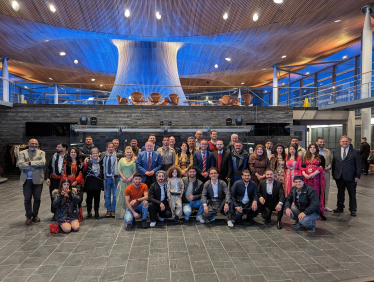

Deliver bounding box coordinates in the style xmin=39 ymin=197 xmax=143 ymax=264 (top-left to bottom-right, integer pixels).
xmin=115 ymin=146 xmax=136 ymax=219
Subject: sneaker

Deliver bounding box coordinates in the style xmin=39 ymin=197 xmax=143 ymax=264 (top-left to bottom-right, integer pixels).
xmin=184 ymin=216 xmax=190 ymax=221
xmin=292 ymin=222 xmax=301 ymax=228
xmin=142 ymin=219 xmax=148 ymax=229
xmin=150 ymin=222 xmax=156 ymax=227
xmin=351 ymin=211 xmax=357 ymax=217
xmin=308 ymin=226 xmax=315 ymax=233
xmin=325 ymin=206 xmax=332 ymax=212
xmin=125 ymin=224 xmax=132 ymax=231
xmin=227 ymin=220 xmax=234 ymax=228
xmin=106 ymin=211 xmax=111 ymax=217
xmin=111 ymin=211 xmax=115 ymax=217
xmin=210 ymin=216 xmax=215 ymax=222
xmin=158 ymin=215 xmax=164 ymax=222
xmin=196 ymin=215 xmax=205 ymax=224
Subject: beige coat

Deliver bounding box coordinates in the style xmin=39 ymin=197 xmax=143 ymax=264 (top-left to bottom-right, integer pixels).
xmin=17 ymin=149 xmax=46 ymax=185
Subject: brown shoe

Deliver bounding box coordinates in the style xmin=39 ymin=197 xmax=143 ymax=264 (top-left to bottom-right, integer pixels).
xmin=25 ymin=218 xmax=32 ymax=225
xmin=106 ymin=211 xmax=111 ymax=217
xmin=32 ymin=216 xmax=41 ymax=222
xmin=111 ymin=211 xmax=115 ymax=217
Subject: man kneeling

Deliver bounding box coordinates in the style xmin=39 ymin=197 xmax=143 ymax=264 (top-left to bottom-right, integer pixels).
xmin=124 ymin=173 xmax=148 ymax=230
xmin=284 ymin=176 xmax=320 ymax=232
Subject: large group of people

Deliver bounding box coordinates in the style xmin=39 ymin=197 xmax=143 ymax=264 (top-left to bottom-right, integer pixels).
xmin=17 ymin=132 xmax=361 ymax=233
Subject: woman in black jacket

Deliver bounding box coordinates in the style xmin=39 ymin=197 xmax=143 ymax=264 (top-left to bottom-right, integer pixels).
xmin=52 ymin=178 xmax=81 ymax=233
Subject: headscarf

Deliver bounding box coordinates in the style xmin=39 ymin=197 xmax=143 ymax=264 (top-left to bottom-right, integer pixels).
xmin=249 ymin=144 xmax=266 ymax=163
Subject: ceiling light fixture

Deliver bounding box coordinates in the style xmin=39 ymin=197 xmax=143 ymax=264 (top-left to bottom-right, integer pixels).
xmin=74 ymin=59 xmax=78 ymax=64
xmin=49 ymin=4 xmax=56 ymax=13
xmin=60 ymin=51 xmax=66 ymax=56
xmin=262 ymin=68 xmax=266 ymax=70
xmin=12 ymin=1 xmax=20 ymax=11
xmin=214 ymin=64 xmax=218 ymax=68
xmin=49 ymin=77 xmax=53 ymax=80
xmin=274 ymin=0 xmax=283 ymax=3
xmin=253 ymin=13 xmax=259 ymax=21
xmin=124 ymin=9 xmax=130 ymax=18
xmin=281 ymin=55 xmax=286 ymax=58
xmin=225 ymin=58 xmax=231 ymax=61
xmin=223 ymin=13 xmax=228 ymax=20
xmin=24 ymin=86 xmax=28 ymax=89
xmin=44 ymin=40 xmax=49 ymax=42
xmin=335 ymin=20 xmax=341 ymax=22
xmin=91 ymin=78 xmax=95 ymax=81
xmin=156 ymin=12 xmax=161 ymax=20
xmin=282 ymin=83 xmax=285 ymax=85
xmin=265 ymin=90 xmax=267 ymax=93
xmin=241 ymin=82 xmax=245 ymax=84
xmin=343 ymin=55 xmax=347 ymax=59
xmin=100 ymin=84 xmax=103 ymax=87
xmin=306 ymin=72 xmax=309 ymax=74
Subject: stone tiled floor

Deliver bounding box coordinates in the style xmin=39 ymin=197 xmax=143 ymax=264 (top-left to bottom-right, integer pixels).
xmin=1 ymin=176 xmax=374 ymax=282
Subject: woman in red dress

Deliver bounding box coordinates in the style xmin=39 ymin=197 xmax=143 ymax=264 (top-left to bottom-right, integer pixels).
xmin=284 ymin=144 xmax=302 ymax=197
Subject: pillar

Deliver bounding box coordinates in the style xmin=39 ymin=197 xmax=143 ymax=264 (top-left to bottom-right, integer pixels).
xmin=54 ymin=84 xmax=58 ymax=104
xmin=1 ymin=57 xmax=9 ymax=102
xmin=273 ymin=64 xmax=278 ymax=106
xmin=107 ymin=41 xmax=186 ymax=105
xmin=343 ymin=110 xmax=356 ymax=146
xmin=361 ymin=5 xmax=373 ymax=144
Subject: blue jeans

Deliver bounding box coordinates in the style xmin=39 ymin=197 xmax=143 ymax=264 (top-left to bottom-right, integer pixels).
xmin=285 ymin=206 xmax=319 ymax=227
xmin=105 ymin=177 xmax=119 ymax=212
xmin=182 ymin=199 xmax=204 ymax=220
xmin=124 ymin=201 xmax=148 ymax=224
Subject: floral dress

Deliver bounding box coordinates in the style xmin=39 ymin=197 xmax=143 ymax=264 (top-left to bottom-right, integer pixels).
xmin=284 ymin=156 xmax=302 ymax=196
xmin=271 ymin=156 xmax=286 ymax=184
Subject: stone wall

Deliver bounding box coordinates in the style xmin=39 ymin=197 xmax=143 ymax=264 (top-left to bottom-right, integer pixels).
xmin=0 ymin=104 xmax=293 ymax=173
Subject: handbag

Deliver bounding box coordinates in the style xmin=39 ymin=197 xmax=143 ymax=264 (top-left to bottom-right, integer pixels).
xmin=49 ymin=224 xmax=59 ymax=233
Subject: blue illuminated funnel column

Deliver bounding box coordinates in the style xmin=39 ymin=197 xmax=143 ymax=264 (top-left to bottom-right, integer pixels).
xmin=106 ymin=40 xmax=186 ymax=105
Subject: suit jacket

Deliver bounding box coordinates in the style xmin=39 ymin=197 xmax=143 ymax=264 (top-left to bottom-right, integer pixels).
xmin=201 ymin=179 xmax=231 ymax=205
xmin=257 ymin=179 xmax=285 ymax=205
xmin=360 ymin=142 xmax=371 ymax=159
xmin=181 ymin=177 xmax=203 ymax=203
xmin=141 ymin=144 xmax=160 ymax=152
xmin=79 ymin=144 xmax=97 ymax=159
xmin=231 ymin=179 xmax=258 ymax=207
xmin=136 ymin=151 xmax=163 ymax=182
xmin=322 ymin=148 xmax=332 ymax=169
xmin=148 ymin=182 xmax=168 ymax=205
xmin=17 ymin=149 xmax=46 ymax=185
xmin=213 ymin=150 xmax=233 ymax=180
xmin=332 ymin=146 xmax=361 ymax=181
xmin=45 ymin=153 xmax=65 ymax=179
xmin=193 ymin=151 xmax=215 ymax=176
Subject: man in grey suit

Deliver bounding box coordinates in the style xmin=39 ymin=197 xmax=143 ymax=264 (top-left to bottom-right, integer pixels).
xmin=332 ymin=136 xmax=361 ymax=216
xmin=17 ymin=139 xmax=46 ymax=225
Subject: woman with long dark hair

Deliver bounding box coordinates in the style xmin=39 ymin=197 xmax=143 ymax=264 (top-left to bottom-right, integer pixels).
xmin=301 ymin=143 xmax=326 ymax=220
xmin=52 ymin=178 xmax=81 ymax=233
xmin=270 ymin=144 xmax=286 ymax=184
xmin=284 ymin=144 xmax=302 ymax=196
xmin=248 ymin=144 xmax=270 ymax=186
xmin=175 ymin=142 xmax=192 ymax=177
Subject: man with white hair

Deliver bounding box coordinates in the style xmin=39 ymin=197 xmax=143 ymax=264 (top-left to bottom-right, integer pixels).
xmin=226 ymin=134 xmax=239 ymax=153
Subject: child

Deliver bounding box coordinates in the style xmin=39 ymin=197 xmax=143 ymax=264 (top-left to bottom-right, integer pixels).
xmin=167 ymin=166 xmax=184 ymax=221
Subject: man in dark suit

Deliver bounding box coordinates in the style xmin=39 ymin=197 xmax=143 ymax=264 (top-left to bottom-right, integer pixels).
xmin=360 ymin=137 xmax=370 ymax=175
xmin=332 ymin=136 xmax=361 ymax=216
xmin=148 ymin=170 xmax=173 ymax=227
xmin=213 ymin=140 xmax=232 ymax=183
xmin=230 ymin=169 xmax=259 ymax=225
xmin=193 ymin=139 xmax=215 ymax=183
xmin=136 ymin=142 xmax=163 ymax=187
xmin=201 ymin=167 xmax=233 ymax=227
xmin=141 ymin=134 xmax=160 ymax=151
xmin=258 ymin=169 xmax=285 ymax=229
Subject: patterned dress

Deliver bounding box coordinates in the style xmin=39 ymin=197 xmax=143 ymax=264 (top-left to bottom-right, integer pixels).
xmin=301 ymin=158 xmax=325 ymax=217
xmin=271 ymin=156 xmax=286 ymax=184
xmin=116 ymin=158 xmax=137 ymax=219
xmin=284 ymin=156 xmax=302 ymax=196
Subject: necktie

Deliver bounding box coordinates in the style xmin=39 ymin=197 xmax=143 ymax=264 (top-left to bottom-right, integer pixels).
xmin=107 ymin=156 xmax=111 ymax=175
xmin=202 ymin=153 xmax=206 ymax=173
xmin=148 ymin=153 xmax=151 ymax=171
xmin=343 ymin=148 xmax=347 ymax=160
xmin=218 ymin=152 xmax=222 ymax=172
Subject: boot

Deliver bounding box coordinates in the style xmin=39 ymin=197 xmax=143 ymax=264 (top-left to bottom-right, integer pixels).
xmin=87 ymin=209 xmax=92 ymax=218
xmin=94 ymin=210 xmax=99 ymax=218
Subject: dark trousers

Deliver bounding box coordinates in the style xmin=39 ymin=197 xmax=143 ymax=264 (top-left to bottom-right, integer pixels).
xmin=86 ymin=189 xmax=101 ymax=212
xmin=361 ymin=158 xmax=369 ymax=174
xmin=203 ymin=201 xmax=231 ymax=221
xmin=148 ymin=201 xmax=172 ymax=222
xmin=23 ymin=180 xmax=42 ymax=219
xmin=231 ymin=201 xmax=259 ymax=221
xmin=49 ymin=178 xmax=60 ymax=213
xmin=261 ymin=203 xmax=283 ymax=222
xmin=144 ymin=176 xmax=154 ymax=189
xmin=335 ymin=176 xmax=357 ymax=211
xmin=197 ymin=174 xmax=209 ymax=184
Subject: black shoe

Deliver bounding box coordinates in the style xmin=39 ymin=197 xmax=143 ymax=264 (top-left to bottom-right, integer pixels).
xmin=333 ymin=208 xmax=344 ymax=213
xmin=173 ymin=216 xmax=179 ymax=222
xmin=321 ymin=215 xmax=327 ymax=221
xmin=265 ymin=219 xmax=271 ymax=225
xmin=94 ymin=210 xmax=99 ymax=218
xmin=142 ymin=219 xmax=147 ymax=229
xmin=247 ymin=217 xmax=257 ymax=225
xmin=51 ymin=215 xmax=56 ymax=221
xmin=87 ymin=212 xmax=92 ymax=218
xmin=126 ymin=224 xmax=132 ymax=231
xmin=351 ymin=211 xmax=357 ymax=217
xmin=235 ymin=218 xmax=243 ymax=225
xmin=131 ymin=220 xmax=136 ymax=227
xmin=277 ymin=221 xmax=282 ymax=229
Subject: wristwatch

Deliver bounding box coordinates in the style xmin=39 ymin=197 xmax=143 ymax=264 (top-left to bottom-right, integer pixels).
xmin=135 ymin=198 xmax=138 ymax=202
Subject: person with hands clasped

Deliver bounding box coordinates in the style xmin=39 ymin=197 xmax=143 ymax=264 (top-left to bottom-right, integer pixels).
xmin=167 ymin=166 xmax=184 ymax=221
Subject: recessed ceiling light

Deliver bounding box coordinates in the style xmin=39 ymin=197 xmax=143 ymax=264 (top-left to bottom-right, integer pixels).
xmin=335 ymin=20 xmax=341 ymax=22
xmin=74 ymin=59 xmax=78 ymax=64
xmin=343 ymin=55 xmax=347 ymax=59
xmin=60 ymin=52 xmax=66 ymax=56
xmin=282 ymin=83 xmax=285 ymax=85
xmin=306 ymin=72 xmax=309 ymax=75
xmin=214 ymin=64 xmax=218 ymax=68
xmin=265 ymin=90 xmax=267 ymax=93
xmin=12 ymin=1 xmax=20 ymax=11
xmin=24 ymin=86 xmax=28 ymax=89
xmin=241 ymin=82 xmax=245 ymax=84
xmin=49 ymin=4 xmax=56 ymax=13
xmin=44 ymin=40 xmax=49 ymax=42
xmin=281 ymin=55 xmax=286 ymax=58
xmin=223 ymin=13 xmax=228 ymax=20
xmin=274 ymin=0 xmax=283 ymax=3
xmin=253 ymin=13 xmax=259 ymax=22
xmin=91 ymin=78 xmax=95 ymax=81
xmin=225 ymin=58 xmax=231 ymax=61
xmin=156 ymin=12 xmax=161 ymax=20
xmin=262 ymin=68 xmax=266 ymax=70
xmin=100 ymin=84 xmax=103 ymax=87
xmin=124 ymin=9 xmax=130 ymax=18
xmin=49 ymin=77 xmax=53 ymax=80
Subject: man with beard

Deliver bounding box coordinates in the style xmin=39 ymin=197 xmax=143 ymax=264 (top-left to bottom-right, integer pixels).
xmin=157 ymin=136 xmax=176 ymax=171
xmin=141 ymin=134 xmax=160 ymax=151
xmin=79 ymin=136 xmax=97 ymax=160
xmin=17 ymin=139 xmax=46 ymax=225
xmin=316 ymin=137 xmax=333 ymax=212
xmin=285 ymin=137 xmax=306 ymax=158
xmin=193 ymin=139 xmax=215 ymax=183
xmin=225 ymin=134 xmax=239 ymax=153
xmin=265 ymin=139 xmax=275 ymax=161
xmin=360 ymin=137 xmax=370 ymax=175
xmin=46 ymin=142 xmax=68 ymax=220
xmin=213 ymin=140 xmax=232 ymax=183
xmin=130 ymin=139 xmax=140 ymax=157
xmin=231 ymin=140 xmax=249 ymax=184
xmin=169 ymin=136 xmax=180 ymax=155
xmin=112 ymin=139 xmax=123 ymax=155
xmin=208 ymin=130 xmax=218 ymax=153
xmin=182 ymin=165 xmax=204 ymax=223
xmin=187 ymin=137 xmax=199 ymax=155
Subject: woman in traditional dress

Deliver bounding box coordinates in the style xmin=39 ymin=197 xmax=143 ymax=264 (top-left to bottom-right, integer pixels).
xmin=284 ymin=144 xmax=302 ymax=196
xmin=175 ymin=142 xmax=193 ymax=177
xmin=248 ymin=144 xmax=270 ymax=186
xmin=270 ymin=144 xmax=286 ymax=184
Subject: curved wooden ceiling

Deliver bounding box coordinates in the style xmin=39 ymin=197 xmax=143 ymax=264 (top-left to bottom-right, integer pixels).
xmin=0 ymin=0 xmax=370 ymax=92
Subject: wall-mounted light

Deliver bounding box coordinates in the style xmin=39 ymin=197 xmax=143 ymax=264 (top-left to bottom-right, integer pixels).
xmin=124 ymin=9 xmax=130 ymax=18
xmin=223 ymin=13 xmax=228 ymax=20
xmin=12 ymin=1 xmax=20 ymax=11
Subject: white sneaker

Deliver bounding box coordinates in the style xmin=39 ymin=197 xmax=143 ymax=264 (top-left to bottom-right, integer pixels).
xmin=150 ymin=222 xmax=156 ymax=227
xmin=325 ymin=206 xmax=333 ymax=212
xmin=210 ymin=216 xmax=215 ymax=222
xmin=196 ymin=215 xmax=205 ymax=224
xmin=227 ymin=220 xmax=234 ymax=228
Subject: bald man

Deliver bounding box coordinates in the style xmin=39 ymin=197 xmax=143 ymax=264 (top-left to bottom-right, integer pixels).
xmin=17 ymin=139 xmax=46 ymax=225
xmin=195 ymin=130 xmax=203 ymax=149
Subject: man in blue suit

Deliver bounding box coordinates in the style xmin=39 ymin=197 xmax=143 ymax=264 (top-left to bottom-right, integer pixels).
xmin=193 ymin=139 xmax=215 ymax=183
xmin=136 ymin=142 xmax=163 ymax=187
xmin=141 ymin=134 xmax=160 ymax=151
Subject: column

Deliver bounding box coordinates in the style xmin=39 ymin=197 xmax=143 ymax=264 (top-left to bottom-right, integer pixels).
xmin=273 ymin=64 xmax=278 ymax=106
xmin=361 ymin=4 xmax=373 ymax=144
xmin=54 ymin=84 xmax=58 ymax=104
xmin=1 ymin=57 xmax=9 ymax=102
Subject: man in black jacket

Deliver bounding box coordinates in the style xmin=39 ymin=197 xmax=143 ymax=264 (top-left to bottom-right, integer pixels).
xmin=230 ymin=169 xmax=259 ymax=225
xmin=332 ymin=136 xmax=361 ymax=216
xmin=79 ymin=136 xmax=97 ymax=160
xmin=213 ymin=140 xmax=232 ymax=184
xmin=284 ymin=176 xmax=320 ymax=232
xmin=181 ymin=166 xmax=204 ymax=223
xmin=360 ymin=137 xmax=370 ymax=175
xmin=148 ymin=170 xmax=172 ymax=227
xmin=258 ymin=169 xmax=284 ymax=229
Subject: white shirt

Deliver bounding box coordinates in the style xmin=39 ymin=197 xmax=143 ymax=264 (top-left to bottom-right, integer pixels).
xmin=266 ymin=181 xmax=273 ymax=195
xmin=212 ymin=181 xmax=219 ymax=197
xmin=160 ymin=183 xmax=165 ymax=201
xmin=319 ymin=148 xmax=325 ymax=157
xmin=341 ymin=147 xmax=348 ymax=160
xmin=218 ymin=150 xmax=223 ymax=154
xmin=58 ymin=154 xmax=64 ymax=174
xmin=266 ymin=149 xmax=272 ymax=157
xmin=242 ymin=183 xmax=249 ymax=204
